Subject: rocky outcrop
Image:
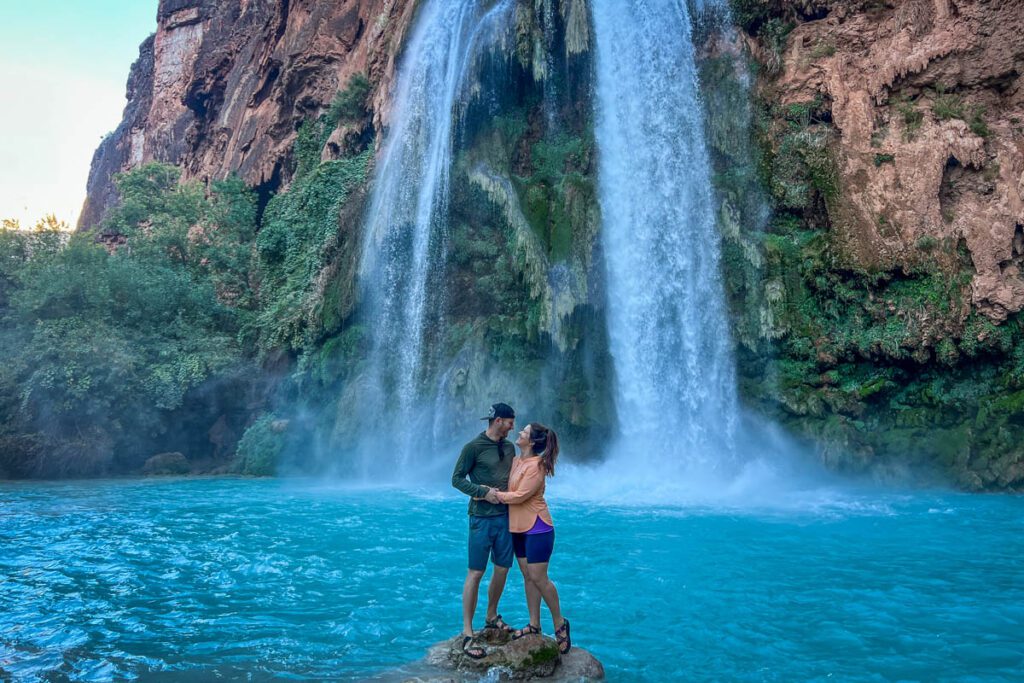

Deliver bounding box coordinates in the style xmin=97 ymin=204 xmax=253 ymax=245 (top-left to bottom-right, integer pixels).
xmin=766 ymin=0 xmax=1024 ymax=320
xmin=141 ymin=451 xmax=190 ymax=475
xmin=79 ymin=0 xmax=418 ymax=229
xmin=378 ymin=630 xmax=604 ymax=682
xmin=714 ymin=0 xmax=1024 ymax=489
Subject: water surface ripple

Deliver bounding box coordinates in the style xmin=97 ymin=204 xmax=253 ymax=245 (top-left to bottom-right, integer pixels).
xmin=2 ymin=479 xmax=1022 ymax=681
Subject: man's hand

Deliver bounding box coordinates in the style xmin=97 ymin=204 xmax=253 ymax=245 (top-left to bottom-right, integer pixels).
xmin=484 ymin=488 xmax=500 ymax=504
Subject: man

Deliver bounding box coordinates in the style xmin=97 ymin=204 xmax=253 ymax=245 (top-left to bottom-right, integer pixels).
xmin=451 ymin=402 xmax=517 ymax=658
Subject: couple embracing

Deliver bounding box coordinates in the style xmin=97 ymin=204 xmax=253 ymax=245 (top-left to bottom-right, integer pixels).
xmin=450 ymin=402 xmax=571 ymax=660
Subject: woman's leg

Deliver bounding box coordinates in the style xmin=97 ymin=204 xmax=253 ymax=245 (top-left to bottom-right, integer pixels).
xmin=523 ymin=531 xmax=563 ymax=630
xmin=517 ymin=556 xmax=542 ymax=629
xmin=525 ymin=561 xmax=563 ymax=629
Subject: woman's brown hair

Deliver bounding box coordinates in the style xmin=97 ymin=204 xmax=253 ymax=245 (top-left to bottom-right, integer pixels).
xmin=529 ymin=422 xmax=560 ymax=476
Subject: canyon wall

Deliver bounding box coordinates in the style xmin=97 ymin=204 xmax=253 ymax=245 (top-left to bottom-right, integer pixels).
xmin=78 ymin=0 xmax=1024 ymax=488
xmin=80 ymin=0 xmax=418 ymax=229
xmin=721 ymin=0 xmax=1024 ymax=488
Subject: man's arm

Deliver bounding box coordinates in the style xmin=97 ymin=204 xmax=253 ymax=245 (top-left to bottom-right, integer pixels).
xmin=495 ymin=466 xmax=542 ymax=504
xmin=451 ymin=445 xmax=488 ymax=498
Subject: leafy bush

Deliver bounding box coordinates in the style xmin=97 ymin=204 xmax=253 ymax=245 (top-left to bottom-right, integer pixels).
xmin=251 ymin=150 xmax=371 ymax=355
xmin=895 ymin=96 xmax=923 ymax=140
xmin=728 ymin=0 xmax=775 ymax=34
xmin=327 ymin=73 xmax=371 ymax=126
xmin=932 ymin=85 xmax=965 ymax=121
xmin=0 ymin=164 xmax=256 ymax=477
xmin=233 ymin=415 xmax=285 ymax=476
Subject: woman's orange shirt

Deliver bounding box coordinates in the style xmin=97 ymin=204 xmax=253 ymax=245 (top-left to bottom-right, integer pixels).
xmin=495 ymin=455 xmax=553 ymax=532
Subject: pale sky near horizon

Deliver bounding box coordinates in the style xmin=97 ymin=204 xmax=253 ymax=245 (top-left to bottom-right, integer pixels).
xmin=0 ymin=0 xmax=158 ymax=228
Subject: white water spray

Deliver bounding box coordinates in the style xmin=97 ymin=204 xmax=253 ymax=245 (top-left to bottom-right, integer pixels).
xmin=592 ymin=0 xmax=738 ymax=469
xmin=352 ymin=0 xmax=513 ymax=475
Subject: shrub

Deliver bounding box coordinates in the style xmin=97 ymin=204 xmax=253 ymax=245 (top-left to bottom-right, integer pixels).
xmin=143 ymin=452 xmax=190 ymax=475
xmin=728 ymin=0 xmax=774 ymax=34
xmin=326 ymin=73 xmax=371 ymax=126
xmin=968 ymin=106 xmax=991 ymax=138
xmin=808 ymin=40 xmax=836 ymax=60
xmin=894 ymin=96 xmax=923 ymax=140
xmin=234 ymin=415 xmax=286 ymax=476
xmin=932 ymin=85 xmax=965 ymax=121
xmin=0 ymin=164 xmax=256 ymax=477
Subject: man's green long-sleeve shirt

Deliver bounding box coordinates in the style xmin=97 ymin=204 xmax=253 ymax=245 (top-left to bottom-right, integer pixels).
xmin=451 ymin=432 xmax=515 ymax=517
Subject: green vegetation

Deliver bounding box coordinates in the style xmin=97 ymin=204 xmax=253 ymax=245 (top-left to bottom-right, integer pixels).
xmin=0 ymin=166 xmax=255 ymax=477
xmin=930 ymin=85 xmax=991 ymax=138
xmin=931 ymin=85 xmax=965 ymax=121
xmin=727 ymin=0 xmax=775 ymax=34
xmin=234 ymin=414 xmax=286 ymax=476
xmin=523 ymin=642 xmax=560 ymax=667
xmin=703 ymin=26 xmax=1024 ymax=487
xmin=252 ymin=150 xmax=371 ymax=355
xmin=808 ymin=40 xmax=836 ymax=60
xmin=968 ymin=106 xmax=991 ymax=138
xmin=0 ymin=93 xmax=373 ymax=478
xmin=294 ymin=74 xmax=372 ymax=179
xmin=895 ymin=95 xmax=924 ymax=140
xmin=760 ymin=19 xmax=795 ymax=75
xmin=327 ymin=73 xmax=371 ymax=126
xmin=514 ymin=132 xmax=593 ymax=262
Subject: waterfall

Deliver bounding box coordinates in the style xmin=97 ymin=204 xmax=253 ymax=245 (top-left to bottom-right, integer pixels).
xmin=591 ymin=0 xmax=739 ymax=467
xmin=352 ymin=0 xmax=512 ymax=475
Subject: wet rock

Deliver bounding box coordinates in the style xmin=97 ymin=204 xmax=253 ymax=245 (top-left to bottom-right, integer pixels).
xmin=380 ymin=629 xmax=604 ymax=682
xmin=142 ymin=452 xmax=190 ymax=475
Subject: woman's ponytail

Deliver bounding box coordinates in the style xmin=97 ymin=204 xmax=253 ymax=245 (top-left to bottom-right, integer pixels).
xmin=530 ymin=422 xmax=560 ymax=476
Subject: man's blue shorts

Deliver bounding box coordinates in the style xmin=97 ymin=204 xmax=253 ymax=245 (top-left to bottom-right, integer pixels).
xmin=468 ymin=513 xmax=514 ymax=570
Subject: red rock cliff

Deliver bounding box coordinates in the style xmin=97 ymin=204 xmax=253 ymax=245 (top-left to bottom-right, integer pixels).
xmin=79 ymin=0 xmax=417 ymax=229
xmin=761 ymin=0 xmax=1024 ymax=321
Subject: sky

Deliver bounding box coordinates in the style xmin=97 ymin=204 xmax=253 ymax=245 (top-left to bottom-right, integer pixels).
xmin=0 ymin=0 xmax=158 ymax=228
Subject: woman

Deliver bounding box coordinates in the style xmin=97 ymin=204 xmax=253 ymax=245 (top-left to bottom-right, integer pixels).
xmin=486 ymin=422 xmax=570 ymax=654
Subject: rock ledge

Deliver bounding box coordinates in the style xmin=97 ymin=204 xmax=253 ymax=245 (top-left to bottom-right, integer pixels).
xmin=379 ymin=628 xmax=604 ymax=682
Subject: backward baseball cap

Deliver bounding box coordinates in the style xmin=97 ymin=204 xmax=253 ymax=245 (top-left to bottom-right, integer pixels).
xmin=480 ymin=402 xmax=515 ymax=420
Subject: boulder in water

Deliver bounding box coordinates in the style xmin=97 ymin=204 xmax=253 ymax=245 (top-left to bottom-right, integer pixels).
xmin=142 ymin=452 xmax=190 ymax=475
xmin=383 ymin=628 xmax=604 ymax=682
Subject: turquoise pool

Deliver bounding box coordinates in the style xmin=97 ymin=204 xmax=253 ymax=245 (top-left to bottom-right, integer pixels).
xmin=2 ymin=478 xmax=1022 ymax=681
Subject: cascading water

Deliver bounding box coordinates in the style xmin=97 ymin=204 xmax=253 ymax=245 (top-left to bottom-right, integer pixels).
xmin=352 ymin=0 xmax=512 ymax=475
xmin=591 ymin=0 xmax=739 ymax=468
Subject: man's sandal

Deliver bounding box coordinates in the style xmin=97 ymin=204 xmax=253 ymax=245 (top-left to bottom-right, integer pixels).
xmin=555 ymin=618 xmax=571 ymax=654
xmin=484 ymin=614 xmax=513 ymax=633
xmin=461 ymin=635 xmax=486 ymax=659
xmin=511 ymin=623 xmax=541 ymax=640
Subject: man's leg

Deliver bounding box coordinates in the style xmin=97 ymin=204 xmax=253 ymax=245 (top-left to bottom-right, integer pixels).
xmin=464 ymin=516 xmax=490 ymax=636
xmin=485 ymin=514 xmax=515 ymax=623
xmin=462 ymin=569 xmax=485 ymax=636
xmin=485 ymin=564 xmax=509 ymax=622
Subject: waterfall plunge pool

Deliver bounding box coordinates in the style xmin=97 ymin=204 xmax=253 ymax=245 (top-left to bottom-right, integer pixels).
xmin=2 ymin=477 xmax=1022 ymax=681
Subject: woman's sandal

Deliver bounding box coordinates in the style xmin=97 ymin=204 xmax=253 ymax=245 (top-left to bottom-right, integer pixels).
xmin=511 ymin=623 xmax=541 ymax=640
xmin=484 ymin=614 xmax=513 ymax=633
xmin=555 ymin=618 xmax=571 ymax=654
xmin=461 ymin=635 xmax=486 ymax=660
